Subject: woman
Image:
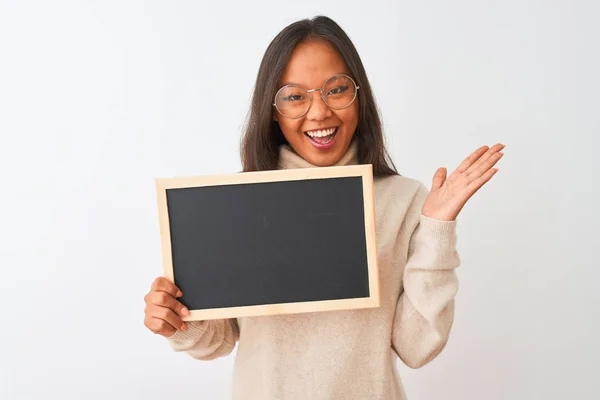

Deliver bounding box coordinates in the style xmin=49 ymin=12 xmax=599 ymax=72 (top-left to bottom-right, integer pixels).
xmin=143 ymin=15 xmax=504 ymax=399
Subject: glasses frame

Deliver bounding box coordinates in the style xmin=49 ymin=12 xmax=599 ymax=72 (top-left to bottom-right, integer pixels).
xmin=272 ymin=74 xmax=360 ymax=119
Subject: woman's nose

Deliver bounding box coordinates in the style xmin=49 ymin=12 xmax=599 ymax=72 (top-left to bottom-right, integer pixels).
xmin=305 ymin=92 xmax=333 ymax=121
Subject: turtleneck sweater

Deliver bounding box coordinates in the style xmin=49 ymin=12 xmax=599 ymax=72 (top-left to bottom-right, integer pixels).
xmin=166 ymin=141 xmax=461 ymax=399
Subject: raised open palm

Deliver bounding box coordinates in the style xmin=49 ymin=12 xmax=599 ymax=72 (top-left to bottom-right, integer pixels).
xmin=422 ymin=144 xmax=505 ymax=221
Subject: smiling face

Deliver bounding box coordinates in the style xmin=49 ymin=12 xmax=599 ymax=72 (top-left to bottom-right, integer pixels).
xmin=273 ymin=39 xmax=359 ymax=167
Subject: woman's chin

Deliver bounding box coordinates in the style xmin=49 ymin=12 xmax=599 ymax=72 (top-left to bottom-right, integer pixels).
xmin=301 ymin=136 xmax=351 ymax=166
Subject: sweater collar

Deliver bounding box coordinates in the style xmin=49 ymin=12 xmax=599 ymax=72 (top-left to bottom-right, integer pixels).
xmin=277 ymin=139 xmax=359 ymax=170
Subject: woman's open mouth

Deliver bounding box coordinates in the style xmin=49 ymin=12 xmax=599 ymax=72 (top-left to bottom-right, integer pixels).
xmin=304 ymin=127 xmax=338 ymax=149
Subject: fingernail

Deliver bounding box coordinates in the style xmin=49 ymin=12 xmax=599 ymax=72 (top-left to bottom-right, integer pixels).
xmin=176 ymin=291 xmax=183 ymax=297
xmin=182 ymin=307 xmax=189 ymax=315
xmin=181 ymin=323 xmax=188 ymax=331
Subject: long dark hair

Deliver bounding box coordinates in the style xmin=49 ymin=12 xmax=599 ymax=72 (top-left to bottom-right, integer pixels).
xmin=240 ymin=16 xmax=398 ymax=176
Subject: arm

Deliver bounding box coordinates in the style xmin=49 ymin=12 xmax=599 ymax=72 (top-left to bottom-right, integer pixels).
xmin=391 ymin=184 xmax=460 ymax=369
xmin=392 ymin=143 xmax=504 ymax=367
xmin=167 ymin=318 xmax=240 ymax=361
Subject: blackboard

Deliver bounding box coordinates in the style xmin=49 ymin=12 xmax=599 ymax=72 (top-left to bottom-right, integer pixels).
xmin=155 ymin=165 xmax=379 ymax=321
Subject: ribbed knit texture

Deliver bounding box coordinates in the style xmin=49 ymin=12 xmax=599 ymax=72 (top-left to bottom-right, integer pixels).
xmin=167 ymin=140 xmax=461 ymax=399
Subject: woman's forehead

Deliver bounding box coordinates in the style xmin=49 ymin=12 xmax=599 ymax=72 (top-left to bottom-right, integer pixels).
xmin=279 ymin=40 xmax=349 ymax=87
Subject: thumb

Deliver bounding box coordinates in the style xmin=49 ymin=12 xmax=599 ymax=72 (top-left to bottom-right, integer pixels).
xmin=431 ymin=167 xmax=447 ymax=190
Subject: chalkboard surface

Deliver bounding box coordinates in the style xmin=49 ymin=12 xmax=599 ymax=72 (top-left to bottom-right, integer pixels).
xmin=155 ymin=165 xmax=379 ymax=321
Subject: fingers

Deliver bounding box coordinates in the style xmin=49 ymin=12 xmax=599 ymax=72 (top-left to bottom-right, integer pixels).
xmin=144 ymin=315 xmax=178 ymax=337
xmin=456 ymin=145 xmax=490 ymax=173
xmin=456 ymin=143 xmax=504 ymax=175
xmin=145 ymin=303 xmax=187 ymax=331
xmin=464 ymin=144 xmax=505 ymax=177
xmin=144 ymin=277 xmax=191 ymax=337
xmin=467 ymin=167 xmax=499 ymax=196
xmin=146 ymin=290 xmax=190 ymax=317
xmin=466 ymin=148 xmax=504 ymax=182
xmin=151 ymin=277 xmax=183 ymax=298
xmin=431 ymin=167 xmax=447 ymax=190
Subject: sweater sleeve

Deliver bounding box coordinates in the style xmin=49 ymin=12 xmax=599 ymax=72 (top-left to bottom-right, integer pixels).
xmin=167 ymin=318 xmax=239 ymax=361
xmin=391 ymin=184 xmax=460 ymax=369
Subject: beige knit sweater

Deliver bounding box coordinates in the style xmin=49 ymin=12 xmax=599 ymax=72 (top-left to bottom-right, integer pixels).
xmin=167 ymin=141 xmax=460 ymax=399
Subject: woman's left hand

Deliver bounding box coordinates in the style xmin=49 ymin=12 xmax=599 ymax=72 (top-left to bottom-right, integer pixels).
xmin=421 ymin=143 xmax=505 ymax=221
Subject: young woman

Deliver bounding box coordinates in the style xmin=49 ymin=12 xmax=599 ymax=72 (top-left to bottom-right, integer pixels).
xmin=143 ymin=16 xmax=504 ymax=399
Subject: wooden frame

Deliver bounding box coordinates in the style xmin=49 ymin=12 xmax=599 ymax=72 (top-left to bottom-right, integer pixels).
xmin=155 ymin=164 xmax=379 ymax=321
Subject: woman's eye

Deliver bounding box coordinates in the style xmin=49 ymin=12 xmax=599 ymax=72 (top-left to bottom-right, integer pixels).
xmin=283 ymin=95 xmax=304 ymax=102
xmin=327 ymin=85 xmax=348 ymax=96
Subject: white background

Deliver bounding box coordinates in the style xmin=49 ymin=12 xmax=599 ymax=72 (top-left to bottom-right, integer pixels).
xmin=1 ymin=0 xmax=598 ymax=399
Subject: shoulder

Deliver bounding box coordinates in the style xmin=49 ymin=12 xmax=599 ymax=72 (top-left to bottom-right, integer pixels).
xmin=371 ymin=174 xmax=429 ymax=226
xmin=374 ymin=174 xmax=429 ymax=203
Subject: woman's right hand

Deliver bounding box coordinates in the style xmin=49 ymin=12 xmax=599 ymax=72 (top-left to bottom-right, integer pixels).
xmin=144 ymin=277 xmax=190 ymax=337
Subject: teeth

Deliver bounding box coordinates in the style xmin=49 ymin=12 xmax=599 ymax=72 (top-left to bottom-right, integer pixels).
xmin=305 ymin=127 xmax=336 ymax=137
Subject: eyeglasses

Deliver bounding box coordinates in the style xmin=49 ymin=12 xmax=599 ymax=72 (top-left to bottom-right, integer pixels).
xmin=273 ymin=74 xmax=360 ymax=119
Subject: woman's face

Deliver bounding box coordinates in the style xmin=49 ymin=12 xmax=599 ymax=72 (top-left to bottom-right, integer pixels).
xmin=273 ymin=39 xmax=359 ymax=167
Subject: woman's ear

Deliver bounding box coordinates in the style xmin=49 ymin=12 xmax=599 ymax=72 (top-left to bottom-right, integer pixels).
xmin=272 ymin=112 xmax=278 ymax=122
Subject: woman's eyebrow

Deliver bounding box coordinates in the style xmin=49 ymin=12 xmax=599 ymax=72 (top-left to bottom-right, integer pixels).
xmin=279 ymin=80 xmax=300 ymax=87
xmin=279 ymin=73 xmax=350 ymax=88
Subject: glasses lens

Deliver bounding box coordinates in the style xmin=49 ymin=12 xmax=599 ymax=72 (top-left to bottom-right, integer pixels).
xmin=275 ymin=85 xmax=309 ymax=118
xmin=322 ymin=75 xmax=357 ymax=109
